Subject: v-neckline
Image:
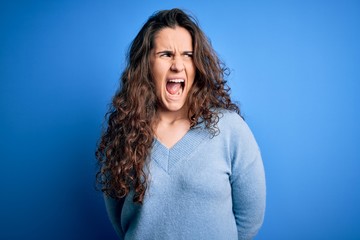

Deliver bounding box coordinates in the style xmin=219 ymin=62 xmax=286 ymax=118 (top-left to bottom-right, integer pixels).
xmin=154 ymin=128 xmax=192 ymax=150
xmin=151 ymin=125 xmax=210 ymax=173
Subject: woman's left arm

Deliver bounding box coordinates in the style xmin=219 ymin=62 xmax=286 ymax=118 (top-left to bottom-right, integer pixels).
xmin=230 ymin=121 xmax=266 ymax=240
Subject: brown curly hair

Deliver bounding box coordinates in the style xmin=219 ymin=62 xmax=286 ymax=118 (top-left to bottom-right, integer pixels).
xmin=96 ymin=8 xmax=240 ymax=204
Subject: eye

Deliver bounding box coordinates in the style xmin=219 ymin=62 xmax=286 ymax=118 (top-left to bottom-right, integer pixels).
xmin=184 ymin=52 xmax=193 ymax=58
xmin=160 ymin=52 xmax=172 ymax=58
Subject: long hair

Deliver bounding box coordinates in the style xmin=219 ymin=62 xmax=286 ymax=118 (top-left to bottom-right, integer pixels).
xmin=96 ymin=8 xmax=240 ymax=204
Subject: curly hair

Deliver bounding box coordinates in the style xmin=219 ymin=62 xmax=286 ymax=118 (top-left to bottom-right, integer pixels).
xmin=96 ymin=8 xmax=240 ymax=204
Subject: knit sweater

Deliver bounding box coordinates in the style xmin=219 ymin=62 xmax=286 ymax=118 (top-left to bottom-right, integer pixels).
xmin=104 ymin=110 xmax=266 ymax=240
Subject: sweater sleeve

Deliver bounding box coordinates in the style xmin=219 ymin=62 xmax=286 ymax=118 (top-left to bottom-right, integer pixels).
xmin=104 ymin=195 xmax=125 ymax=239
xmin=229 ymin=118 xmax=266 ymax=240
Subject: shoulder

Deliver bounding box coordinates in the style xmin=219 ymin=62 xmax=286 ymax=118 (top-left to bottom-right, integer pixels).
xmin=215 ymin=109 xmax=260 ymax=154
xmin=217 ymin=109 xmax=243 ymax=124
xmin=216 ymin=109 xmax=249 ymax=137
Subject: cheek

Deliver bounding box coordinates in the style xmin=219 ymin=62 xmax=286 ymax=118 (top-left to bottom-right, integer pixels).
xmin=188 ymin=79 xmax=195 ymax=90
xmin=187 ymin=65 xmax=196 ymax=86
xmin=185 ymin=62 xmax=195 ymax=75
xmin=151 ymin=65 xmax=163 ymax=90
xmin=152 ymin=62 xmax=167 ymax=82
xmin=154 ymin=79 xmax=163 ymax=95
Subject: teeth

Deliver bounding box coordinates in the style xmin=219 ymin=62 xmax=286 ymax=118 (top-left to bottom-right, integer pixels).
xmin=168 ymin=79 xmax=184 ymax=83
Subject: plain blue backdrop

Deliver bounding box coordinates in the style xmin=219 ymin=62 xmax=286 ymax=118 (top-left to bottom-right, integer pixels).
xmin=1 ymin=0 xmax=359 ymax=239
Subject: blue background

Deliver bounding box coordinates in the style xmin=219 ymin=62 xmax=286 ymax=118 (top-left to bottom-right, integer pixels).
xmin=1 ymin=0 xmax=359 ymax=239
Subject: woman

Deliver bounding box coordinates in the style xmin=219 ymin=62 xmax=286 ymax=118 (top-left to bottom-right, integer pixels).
xmin=96 ymin=8 xmax=266 ymax=240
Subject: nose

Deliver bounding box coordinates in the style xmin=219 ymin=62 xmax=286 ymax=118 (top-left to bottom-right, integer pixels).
xmin=170 ymin=57 xmax=184 ymax=72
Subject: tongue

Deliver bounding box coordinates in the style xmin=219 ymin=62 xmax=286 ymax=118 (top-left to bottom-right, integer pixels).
xmin=166 ymin=82 xmax=182 ymax=95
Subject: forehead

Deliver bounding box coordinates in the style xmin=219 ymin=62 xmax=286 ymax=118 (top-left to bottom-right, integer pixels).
xmin=153 ymin=26 xmax=193 ymax=50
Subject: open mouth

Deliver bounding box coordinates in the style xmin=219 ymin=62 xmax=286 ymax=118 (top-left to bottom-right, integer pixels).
xmin=166 ymin=79 xmax=185 ymax=96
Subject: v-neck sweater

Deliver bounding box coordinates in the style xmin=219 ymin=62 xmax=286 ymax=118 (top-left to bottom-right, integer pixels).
xmin=105 ymin=110 xmax=266 ymax=240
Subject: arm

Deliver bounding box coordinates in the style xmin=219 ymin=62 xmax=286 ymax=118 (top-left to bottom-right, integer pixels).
xmin=230 ymin=121 xmax=266 ymax=239
xmin=104 ymin=195 xmax=126 ymax=239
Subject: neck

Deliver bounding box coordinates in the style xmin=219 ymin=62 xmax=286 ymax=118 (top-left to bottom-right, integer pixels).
xmin=156 ymin=107 xmax=189 ymax=125
xmin=154 ymin=107 xmax=191 ymax=148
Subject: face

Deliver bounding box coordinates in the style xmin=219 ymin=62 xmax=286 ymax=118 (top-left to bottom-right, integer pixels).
xmin=150 ymin=26 xmax=195 ymax=115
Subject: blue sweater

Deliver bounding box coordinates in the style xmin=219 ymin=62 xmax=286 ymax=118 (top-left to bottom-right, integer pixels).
xmin=105 ymin=110 xmax=266 ymax=240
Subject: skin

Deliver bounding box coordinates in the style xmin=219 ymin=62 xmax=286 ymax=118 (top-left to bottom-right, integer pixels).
xmin=150 ymin=26 xmax=196 ymax=148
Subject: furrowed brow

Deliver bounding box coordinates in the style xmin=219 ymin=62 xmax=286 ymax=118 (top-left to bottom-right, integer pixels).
xmin=182 ymin=51 xmax=193 ymax=55
xmin=156 ymin=50 xmax=173 ymax=55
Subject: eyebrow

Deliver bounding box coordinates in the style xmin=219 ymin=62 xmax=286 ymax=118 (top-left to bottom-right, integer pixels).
xmin=183 ymin=51 xmax=193 ymax=55
xmin=155 ymin=50 xmax=194 ymax=55
xmin=156 ymin=50 xmax=173 ymax=55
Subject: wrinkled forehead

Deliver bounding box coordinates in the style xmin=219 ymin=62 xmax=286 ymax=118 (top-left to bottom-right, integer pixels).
xmin=152 ymin=26 xmax=193 ymax=51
